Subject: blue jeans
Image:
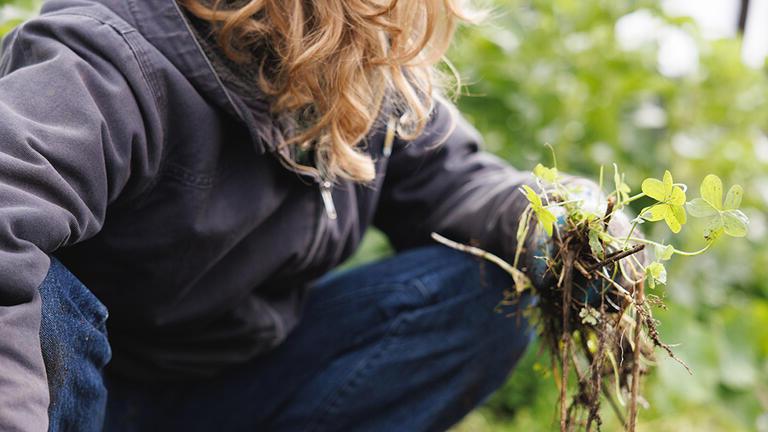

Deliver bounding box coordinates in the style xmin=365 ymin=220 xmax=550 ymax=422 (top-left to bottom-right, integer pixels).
xmin=40 ymin=246 xmax=535 ymax=431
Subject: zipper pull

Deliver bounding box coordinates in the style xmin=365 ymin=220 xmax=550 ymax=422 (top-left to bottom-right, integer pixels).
xmin=319 ymin=180 xmax=337 ymax=220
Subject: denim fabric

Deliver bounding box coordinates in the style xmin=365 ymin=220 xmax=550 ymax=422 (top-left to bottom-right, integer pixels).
xmin=39 ymin=258 xmax=111 ymax=432
xmin=41 ymin=246 xmax=534 ymax=431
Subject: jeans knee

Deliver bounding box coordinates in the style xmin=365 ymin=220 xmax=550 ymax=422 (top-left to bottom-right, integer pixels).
xmin=407 ymin=246 xmax=526 ymax=310
xmin=313 ymin=244 xmax=536 ymax=362
xmin=422 ymin=245 xmax=537 ymax=362
xmin=393 ymin=245 xmax=536 ymax=360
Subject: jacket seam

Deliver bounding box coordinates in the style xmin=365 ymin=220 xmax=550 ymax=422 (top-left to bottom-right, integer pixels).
xmin=44 ymin=11 xmax=170 ymax=207
xmin=123 ymin=31 xmax=166 ymax=114
xmin=44 ymin=12 xmax=164 ymax=116
xmin=161 ymin=163 xmax=216 ymax=189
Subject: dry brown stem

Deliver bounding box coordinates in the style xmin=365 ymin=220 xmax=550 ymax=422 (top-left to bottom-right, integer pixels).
xmin=560 ymin=247 xmax=576 ymax=432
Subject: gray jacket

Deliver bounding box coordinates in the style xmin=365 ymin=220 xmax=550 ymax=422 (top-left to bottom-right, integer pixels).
xmin=0 ymin=0 xmax=532 ymax=429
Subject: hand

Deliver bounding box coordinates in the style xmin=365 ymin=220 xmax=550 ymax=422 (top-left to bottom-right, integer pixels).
xmin=525 ymin=177 xmax=647 ymax=308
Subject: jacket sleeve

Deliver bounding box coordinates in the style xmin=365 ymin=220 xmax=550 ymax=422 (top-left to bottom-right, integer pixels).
xmin=374 ymin=99 xmax=534 ymax=267
xmin=0 ymin=13 xmax=163 ymax=430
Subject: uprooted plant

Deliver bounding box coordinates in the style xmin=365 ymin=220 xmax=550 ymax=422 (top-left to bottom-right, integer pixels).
xmin=432 ymin=160 xmax=750 ymax=432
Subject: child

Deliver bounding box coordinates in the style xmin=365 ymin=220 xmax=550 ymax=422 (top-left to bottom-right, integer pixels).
xmin=0 ymin=0 xmax=636 ymax=430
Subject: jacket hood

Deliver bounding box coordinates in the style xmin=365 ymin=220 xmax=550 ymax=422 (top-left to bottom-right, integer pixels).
xmin=42 ymin=0 xmax=279 ymax=154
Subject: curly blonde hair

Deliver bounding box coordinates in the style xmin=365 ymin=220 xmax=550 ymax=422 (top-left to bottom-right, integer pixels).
xmin=178 ymin=0 xmax=471 ymax=182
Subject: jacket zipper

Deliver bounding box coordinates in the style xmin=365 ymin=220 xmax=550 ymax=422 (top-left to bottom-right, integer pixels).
xmin=270 ymin=149 xmax=336 ymax=269
xmin=272 ymin=117 xmax=397 ymax=267
xmin=318 ymin=179 xmax=337 ymax=220
xmin=294 ymin=175 xmax=333 ymax=271
xmin=271 ymin=148 xmax=337 ymax=220
xmin=317 ymin=116 xmax=394 ymax=220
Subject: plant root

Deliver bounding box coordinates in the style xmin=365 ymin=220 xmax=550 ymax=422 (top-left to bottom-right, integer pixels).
xmin=432 ymin=213 xmax=681 ymax=431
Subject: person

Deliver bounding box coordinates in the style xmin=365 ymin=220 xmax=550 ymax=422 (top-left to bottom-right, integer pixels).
xmin=0 ymin=0 xmax=637 ymax=430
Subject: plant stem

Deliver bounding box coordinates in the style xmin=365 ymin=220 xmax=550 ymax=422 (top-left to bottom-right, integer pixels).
xmin=430 ymin=232 xmax=536 ymax=294
xmin=599 ymin=165 xmax=605 ymax=194
xmin=622 ymin=192 xmax=646 ymax=206
xmin=544 ymin=199 xmax=581 ymax=208
xmin=588 ymin=244 xmax=645 ymax=272
xmin=628 ymin=288 xmax=645 ymax=432
xmin=603 ymin=383 xmax=627 ymax=427
xmin=579 ymin=333 xmax=627 ymax=428
xmin=672 ymin=243 xmax=712 ymax=256
xmin=604 ymin=196 xmax=616 ymax=228
xmin=513 ymin=208 xmax=532 ymax=268
xmin=624 ymin=237 xmax=712 ymax=256
xmin=431 ymin=233 xmax=515 ymax=276
xmin=595 ymin=271 xmax=633 ymax=302
xmin=621 ymin=207 xmax=649 ymax=247
xmin=560 ymin=249 xmax=576 ymax=432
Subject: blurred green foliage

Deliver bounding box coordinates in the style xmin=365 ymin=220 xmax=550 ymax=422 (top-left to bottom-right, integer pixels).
xmin=0 ymin=0 xmax=39 ymax=33
xmin=3 ymin=0 xmax=767 ymax=430
xmin=447 ymin=0 xmax=768 ymax=430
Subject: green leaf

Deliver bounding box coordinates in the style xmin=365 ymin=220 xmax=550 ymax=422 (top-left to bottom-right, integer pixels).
xmin=619 ymin=182 xmax=630 ymax=194
xmin=613 ymin=163 xmax=630 ymax=199
xmin=664 ymin=207 xmax=683 ymax=233
xmin=642 ymin=204 xmax=667 ymax=222
xmin=641 ymin=178 xmax=666 ymax=202
xmin=704 ymin=228 xmax=724 ymax=243
xmin=522 ymin=185 xmax=557 ymax=237
xmin=646 ymin=262 xmax=667 ymax=286
xmin=687 ymin=198 xmax=718 ymax=218
xmin=538 ymin=207 xmax=557 ymax=237
xmin=533 ymin=163 xmax=558 ymax=183
xmin=704 ymin=216 xmax=725 ymax=242
xmin=521 ymin=185 xmax=543 ymax=209
xmin=724 ymin=184 xmax=744 ymax=210
xmin=722 ymin=210 xmax=749 ymax=237
xmin=688 ymin=178 xmax=747 ymax=240
xmin=671 ymin=203 xmax=687 ymax=226
xmin=588 ymin=229 xmax=604 ymax=259
xmin=655 ymin=244 xmax=675 ymax=261
xmin=669 ymin=186 xmax=687 ymax=206
xmin=700 ymin=174 xmax=723 ymax=210
xmin=663 ymin=170 xmax=674 ymax=192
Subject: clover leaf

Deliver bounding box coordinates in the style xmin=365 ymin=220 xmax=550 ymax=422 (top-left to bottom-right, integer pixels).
xmin=641 ymin=170 xmax=687 ymax=233
xmin=686 ymin=174 xmax=749 ymax=241
xmin=522 ymin=185 xmax=557 ymax=237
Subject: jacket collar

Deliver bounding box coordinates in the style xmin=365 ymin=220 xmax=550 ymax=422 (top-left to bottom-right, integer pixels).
xmin=89 ymin=0 xmax=279 ymax=154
